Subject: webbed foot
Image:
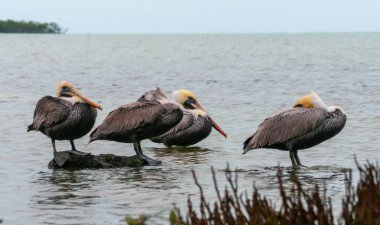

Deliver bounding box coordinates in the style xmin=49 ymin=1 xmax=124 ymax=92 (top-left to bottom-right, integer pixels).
xmin=286 ymin=165 xmax=298 ymax=170
xmin=139 ymin=155 xmax=161 ymax=166
xmin=288 ymin=164 xmax=307 ymax=170
xmin=69 ymin=150 xmax=90 ymax=156
xmin=54 ymin=151 xmax=70 ymax=167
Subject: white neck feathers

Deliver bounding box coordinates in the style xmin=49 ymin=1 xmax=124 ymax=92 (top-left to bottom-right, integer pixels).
xmin=59 ymin=96 xmax=82 ymax=104
xmin=310 ymin=91 xmax=333 ymax=112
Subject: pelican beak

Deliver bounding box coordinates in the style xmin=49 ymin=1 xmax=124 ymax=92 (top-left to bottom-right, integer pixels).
xmin=210 ymin=117 xmax=228 ymax=139
xmin=191 ymin=101 xmax=227 ymax=139
xmin=71 ymin=89 xmax=103 ymax=110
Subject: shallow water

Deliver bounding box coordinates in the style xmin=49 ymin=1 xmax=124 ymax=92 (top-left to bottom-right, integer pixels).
xmin=0 ymin=33 xmax=379 ymax=224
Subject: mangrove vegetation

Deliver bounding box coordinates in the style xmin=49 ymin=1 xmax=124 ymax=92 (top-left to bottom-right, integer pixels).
xmin=0 ymin=19 xmax=64 ymax=33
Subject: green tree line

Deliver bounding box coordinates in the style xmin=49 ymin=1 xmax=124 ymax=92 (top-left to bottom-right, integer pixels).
xmin=0 ymin=19 xmax=65 ymax=34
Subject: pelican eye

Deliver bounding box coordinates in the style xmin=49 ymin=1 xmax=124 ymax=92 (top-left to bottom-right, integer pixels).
xmin=188 ymin=96 xmax=196 ymax=102
xmin=294 ymin=104 xmax=303 ymax=108
xmin=137 ymin=94 xmax=148 ymax=102
xmin=183 ymin=96 xmax=197 ymax=109
xmin=62 ymin=86 xmax=71 ymax=92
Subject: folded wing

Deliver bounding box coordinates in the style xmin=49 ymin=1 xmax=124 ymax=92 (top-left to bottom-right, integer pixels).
xmin=243 ymin=108 xmax=327 ymax=153
xmin=89 ymin=101 xmax=168 ymax=141
xmin=28 ymin=96 xmax=72 ymax=131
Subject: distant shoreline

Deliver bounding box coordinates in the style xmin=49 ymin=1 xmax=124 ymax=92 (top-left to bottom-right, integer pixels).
xmin=23 ymin=31 xmax=380 ymax=35
xmin=0 ymin=19 xmax=65 ymax=34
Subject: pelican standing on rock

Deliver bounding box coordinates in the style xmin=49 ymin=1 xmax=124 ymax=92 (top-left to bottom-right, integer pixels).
xmin=89 ymin=88 xmax=183 ymax=165
xmin=150 ymin=90 xmax=227 ymax=146
xmin=28 ymin=81 xmax=102 ymax=166
xmin=243 ymin=91 xmax=346 ymax=168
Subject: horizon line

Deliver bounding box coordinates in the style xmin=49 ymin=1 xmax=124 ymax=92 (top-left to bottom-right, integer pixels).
xmin=2 ymin=31 xmax=379 ymax=35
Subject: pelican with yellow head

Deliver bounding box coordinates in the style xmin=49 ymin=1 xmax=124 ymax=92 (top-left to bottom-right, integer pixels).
xmin=243 ymin=91 xmax=346 ymax=168
xmin=151 ymin=89 xmax=227 ymax=147
xmin=28 ymin=81 xmax=102 ymax=166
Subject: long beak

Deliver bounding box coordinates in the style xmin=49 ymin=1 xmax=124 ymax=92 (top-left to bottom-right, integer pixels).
xmin=71 ymin=89 xmax=103 ymax=110
xmin=191 ymin=102 xmax=227 ymax=139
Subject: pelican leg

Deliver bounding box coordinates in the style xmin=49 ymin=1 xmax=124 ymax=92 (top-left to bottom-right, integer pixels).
xmin=289 ymin=151 xmax=297 ymax=168
xmin=133 ymin=141 xmax=161 ymax=166
xmin=52 ymin=139 xmax=57 ymax=156
xmin=52 ymin=139 xmax=69 ymax=167
xmin=70 ymin=140 xmax=77 ymax=151
xmin=294 ymin=151 xmax=307 ymax=168
xmin=69 ymin=140 xmax=90 ymax=156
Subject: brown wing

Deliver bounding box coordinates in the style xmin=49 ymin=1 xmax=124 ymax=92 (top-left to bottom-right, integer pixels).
xmin=89 ymin=101 xmax=165 ymax=141
xmin=243 ymin=108 xmax=327 ymax=152
xmin=28 ymin=96 xmax=72 ymax=131
xmin=151 ymin=110 xmax=195 ymax=142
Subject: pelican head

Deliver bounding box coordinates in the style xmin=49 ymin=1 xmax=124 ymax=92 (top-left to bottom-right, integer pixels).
xmin=172 ymin=90 xmax=199 ymax=110
xmin=55 ymin=81 xmax=102 ymax=110
xmin=173 ymin=89 xmax=227 ymax=138
xmin=292 ymin=91 xmax=331 ymax=111
xmin=138 ymin=87 xmax=169 ymax=103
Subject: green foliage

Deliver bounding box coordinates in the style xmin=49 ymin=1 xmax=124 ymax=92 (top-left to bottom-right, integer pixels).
xmin=170 ymin=210 xmax=180 ymax=225
xmin=0 ymin=19 xmax=64 ymax=33
xmin=125 ymin=214 xmax=148 ymax=225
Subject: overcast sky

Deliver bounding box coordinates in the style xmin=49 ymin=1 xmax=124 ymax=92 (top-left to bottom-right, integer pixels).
xmin=1 ymin=0 xmax=380 ymax=33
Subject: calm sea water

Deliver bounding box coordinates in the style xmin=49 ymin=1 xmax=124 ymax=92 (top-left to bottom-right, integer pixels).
xmin=0 ymin=33 xmax=379 ymax=225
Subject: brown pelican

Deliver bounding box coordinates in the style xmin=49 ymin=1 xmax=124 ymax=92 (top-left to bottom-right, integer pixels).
xmin=89 ymin=88 xmax=183 ymax=165
xmin=28 ymin=81 xmax=102 ymax=166
xmin=243 ymin=91 xmax=346 ymax=168
xmin=150 ymin=90 xmax=227 ymax=146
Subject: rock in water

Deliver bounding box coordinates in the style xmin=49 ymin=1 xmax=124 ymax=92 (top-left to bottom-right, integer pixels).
xmin=48 ymin=151 xmax=146 ymax=169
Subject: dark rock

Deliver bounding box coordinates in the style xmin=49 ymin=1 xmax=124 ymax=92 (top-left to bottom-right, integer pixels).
xmin=48 ymin=151 xmax=146 ymax=169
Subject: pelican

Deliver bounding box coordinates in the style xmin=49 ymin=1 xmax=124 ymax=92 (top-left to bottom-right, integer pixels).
xmin=89 ymin=87 xmax=183 ymax=165
xmin=150 ymin=90 xmax=227 ymax=146
xmin=28 ymin=81 xmax=102 ymax=166
xmin=243 ymin=91 xmax=346 ymax=168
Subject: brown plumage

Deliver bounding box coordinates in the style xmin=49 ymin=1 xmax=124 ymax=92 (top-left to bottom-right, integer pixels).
xmin=243 ymin=92 xmax=346 ymax=168
xmin=28 ymin=96 xmax=72 ymax=133
xmin=243 ymin=108 xmax=327 ymax=151
xmin=151 ymin=110 xmax=213 ymax=146
xmin=90 ymin=101 xmax=182 ymax=143
xmin=28 ymin=81 xmax=102 ymax=166
xmin=89 ymin=88 xmax=183 ymax=165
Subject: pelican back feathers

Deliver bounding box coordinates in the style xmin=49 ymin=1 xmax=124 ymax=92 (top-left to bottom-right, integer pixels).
xmin=28 ymin=96 xmax=97 ymax=140
xmin=89 ymin=101 xmax=183 ymax=143
xmin=243 ymin=107 xmax=346 ymax=154
xmin=28 ymin=96 xmax=72 ymax=132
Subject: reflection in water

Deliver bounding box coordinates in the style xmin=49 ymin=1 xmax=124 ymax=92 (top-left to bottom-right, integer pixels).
xmin=226 ymin=165 xmax=349 ymax=197
xmin=150 ymin=146 xmax=212 ymax=165
xmin=32 ymin=170 xmax=98 ymax=206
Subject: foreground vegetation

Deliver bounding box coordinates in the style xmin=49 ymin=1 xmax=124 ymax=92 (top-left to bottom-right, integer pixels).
xmin=127 ymin=160 xmax=380 ymax=225
xmin=170 ymin=161 xmax=380 ymax=225
xmin=0 ymin=19 xmax=64 ymax=33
